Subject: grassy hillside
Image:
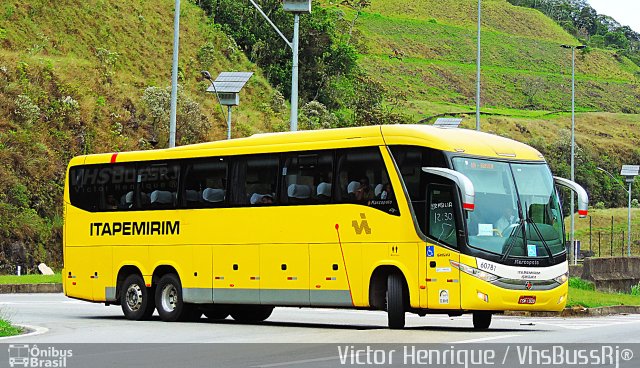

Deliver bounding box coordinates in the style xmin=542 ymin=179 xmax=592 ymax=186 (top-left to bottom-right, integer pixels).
xmin=367 ymin=0 xmax=575 ymax=43
xmin=325 ymin=0 xmax=640 ymax=114
xmin=0 ymin=0 xmax=284 ymax=273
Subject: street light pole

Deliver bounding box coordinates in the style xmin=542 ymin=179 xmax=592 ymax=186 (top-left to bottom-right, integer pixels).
xmin=476 ymin=0 xmax=481 ymax=131
xmin=291 ymin=13 xmax=300 ymax=132
xmin=629 ymin=181 xmax=633 ymax=256
xmin=570 ymin=46 xmax=575 ymax=265
xmin=169 ymin=0 xmax=180 ymax=148
xmin=250 ymin=1 xmax=310 ymax=132
xmin=561 ymin=44 xmax=585 ymax=264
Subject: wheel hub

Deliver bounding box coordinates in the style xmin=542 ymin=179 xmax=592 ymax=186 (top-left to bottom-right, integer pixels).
xmin=125 ymin=284 xmax=143 ymax=311
xmin=161 ymin=284 xmax=178 ymax=312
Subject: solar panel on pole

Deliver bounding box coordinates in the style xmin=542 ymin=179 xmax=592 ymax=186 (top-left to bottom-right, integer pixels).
xmin=620 ymin=165 xmax=640 ymax=178
xmin=206 ymin=72 xmax=253 ymax=140
xmin=433 ymin=118 xmax=463 ymax=129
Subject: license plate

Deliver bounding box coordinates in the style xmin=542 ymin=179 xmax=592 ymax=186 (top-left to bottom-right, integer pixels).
xmin=518 ymin=296 xmax=536 ymax=305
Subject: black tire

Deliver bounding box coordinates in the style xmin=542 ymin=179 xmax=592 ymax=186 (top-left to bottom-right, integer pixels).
xmin=230 ymin=305 xmax=274 ymax=322
xmin=155 ymin=273 xmax=188 ymax=322
xmin=204 ymin=306 xmax=231 ymax=320
xmin=120 ymin=274 xmax=155 ymax=321
xmin=182 ymin=304 xmax=203 ymax=322
xmin=472 ymin=312 xmax=492 ymax=330
xmin=387 ymin=273 xmax=406 ymax=329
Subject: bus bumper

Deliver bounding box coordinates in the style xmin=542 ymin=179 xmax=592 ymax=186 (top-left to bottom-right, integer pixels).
xmin=460 ymin=273 xmax=568 ymax=312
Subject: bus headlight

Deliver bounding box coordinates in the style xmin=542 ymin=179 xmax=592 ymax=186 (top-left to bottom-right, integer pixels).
xmin=554 ymin=272 xmax=568 ymax=285
xmin=451 ymin=261 xmax=499 ymax=282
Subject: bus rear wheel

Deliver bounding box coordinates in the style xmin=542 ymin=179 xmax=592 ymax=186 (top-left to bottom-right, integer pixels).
xmin=472 ymin=312 xmax=492 ymax=330
xmin=120 ymin=274 xmax=155 ymax=321
xmin=387 ymin=273 xmax=406 ymax=329
xmin=230 ymin=305 xmax=274 ymax=322
xmin=155 ymin=274 xmax=189 ymax=322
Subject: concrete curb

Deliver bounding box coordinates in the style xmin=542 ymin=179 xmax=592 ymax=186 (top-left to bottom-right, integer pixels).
xmin=505 ymin=305 xmax=640 ymax=317
xmin=0 ymin=283 xmax=62 ymax=294
xmin=0 ymin=324 xmax=49 ymax=341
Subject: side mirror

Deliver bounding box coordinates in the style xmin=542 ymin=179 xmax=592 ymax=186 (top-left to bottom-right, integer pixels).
xmin=422 ymin=167 xmax=475 ymax=211
xmin=554 ymin=177 xmax=589 ymax=218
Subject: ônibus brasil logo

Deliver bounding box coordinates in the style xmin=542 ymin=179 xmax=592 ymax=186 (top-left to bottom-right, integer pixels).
xmin=8 ymin=344 xmax=72 ymax=368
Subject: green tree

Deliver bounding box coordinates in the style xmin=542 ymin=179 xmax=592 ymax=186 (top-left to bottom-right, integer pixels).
xmin=605 ymin=31 xmax=630 ymax=50
xmin=208 ymin=0 xmax=358 ymax=109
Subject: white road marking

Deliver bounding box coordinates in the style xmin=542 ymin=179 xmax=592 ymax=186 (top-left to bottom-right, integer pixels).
xmin=252 ymin=355 xmax=339 ymax=367
xmin=451 ymin=334 xmax=520 ymax=344
xmin=0 ymin=301 xmax=86 ymax=305
xmin=0 ymin=324 xmax=49 ymax=340
xmin=519 ymin=316 xmax=640 ymax=330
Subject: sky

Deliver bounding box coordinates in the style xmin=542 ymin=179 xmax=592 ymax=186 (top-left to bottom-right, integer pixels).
xmin=588 ymin=0 xmax=640 ymax=33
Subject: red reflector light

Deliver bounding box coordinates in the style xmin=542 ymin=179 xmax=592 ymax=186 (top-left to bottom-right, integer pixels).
xmin=518 ymin=296 xmax=537 ymax=305
xmin=578 ymin=210 xmax=588 ymax=217
xmin=463 ymin=203 xmax=475 ymax=211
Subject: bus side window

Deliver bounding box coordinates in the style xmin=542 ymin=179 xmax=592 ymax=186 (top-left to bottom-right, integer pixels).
xmin=69 ymin=167 xmax=98 ymax=212
xmin=69 ymin=164 xmax=137 ymax=212
xmin=281 ymin=151 xmax=333 ymax=205
xmin=390 ymin=146 xmax=447 ymax=234
xmin=427 ymin=184 xmax=458 ymax=248
xmin=138 ymin=162 xmax=180 ymax=210
xmin=182 ymin=158 xmax=228 ymax=208
xmin=243 ymin=155 xmax=279 ymax=206
xmin=336 ymin=147 xmax=399 ymax=215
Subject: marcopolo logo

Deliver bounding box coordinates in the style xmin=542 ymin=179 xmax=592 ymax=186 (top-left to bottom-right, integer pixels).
xmin=8 ymin=344 xmax=72 ymax=367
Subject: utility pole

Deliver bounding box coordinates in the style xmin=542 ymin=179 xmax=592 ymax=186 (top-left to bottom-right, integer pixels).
xmin=169 ymin=0 xmax=181 ymax=148
xmin=249 ymin=1 xmax=311 ymax=132
xmin=476 ymin=0 xmax=481 ymax=131
xmin=561 ymin=44 xmax=585 ymax=264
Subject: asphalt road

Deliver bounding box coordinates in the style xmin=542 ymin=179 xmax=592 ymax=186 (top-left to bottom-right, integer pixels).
xmin=2 ymin=293 xmax=640 ymax=367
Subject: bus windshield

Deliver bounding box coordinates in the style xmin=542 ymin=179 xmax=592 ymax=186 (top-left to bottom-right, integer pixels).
xmin=452 ymin=158 xmax=565 ymax=258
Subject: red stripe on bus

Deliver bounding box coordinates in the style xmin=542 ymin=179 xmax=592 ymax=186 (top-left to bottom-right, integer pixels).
xmin=110 ymin=153 xmax=118 ymax=163
xmin=335 ymin=223 xmax=354 ymax=306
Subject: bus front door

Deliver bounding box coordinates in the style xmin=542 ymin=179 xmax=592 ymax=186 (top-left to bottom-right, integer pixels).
xmin=425 ymin=184 xmax=461 ymax=310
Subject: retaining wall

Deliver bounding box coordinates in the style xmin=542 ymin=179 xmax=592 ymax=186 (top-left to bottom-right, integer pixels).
xmin=0 ymin=283 xmax=62 ymax=293
xmin=582 ymin=257 xmax=640 ymax=293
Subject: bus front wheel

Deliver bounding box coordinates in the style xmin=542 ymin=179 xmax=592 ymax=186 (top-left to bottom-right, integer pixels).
xmin=386 ymin=273 xmax=406 ymax=329
xmin=204 ymin=306 xmax=231 ymax=320
xmin=230 ymin=305 xmax=274 ymax=322
xmin=472 ymin=312 xmax=492 ymax=330
xmin=155 ymin=274 xmax=189 ymax=322
xmin=120 ymin=274 xmax=155 ymax=321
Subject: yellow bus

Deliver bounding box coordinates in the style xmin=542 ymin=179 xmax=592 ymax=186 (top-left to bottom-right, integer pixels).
xmin=63 ymin=124 xmax=588 ymax=329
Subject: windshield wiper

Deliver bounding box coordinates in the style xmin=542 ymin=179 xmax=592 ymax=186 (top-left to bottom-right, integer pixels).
xmin=500 ymin=219 xmax=525 ymax=261
xmin=525 ymin=217 xmax=556 ymax=264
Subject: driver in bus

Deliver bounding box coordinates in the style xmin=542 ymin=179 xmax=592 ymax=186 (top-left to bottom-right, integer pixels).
xmin=495 ymin=207 xmax=517 ymax=235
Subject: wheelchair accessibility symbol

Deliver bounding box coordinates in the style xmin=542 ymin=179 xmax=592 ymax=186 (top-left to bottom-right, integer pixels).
xmin=426 ymin=246 xmax=435 ymax=258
